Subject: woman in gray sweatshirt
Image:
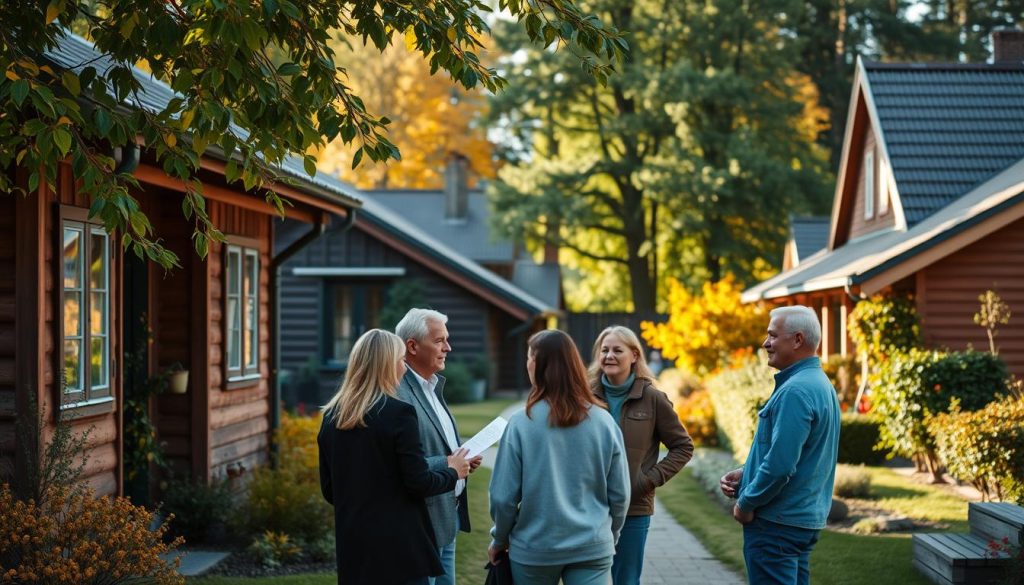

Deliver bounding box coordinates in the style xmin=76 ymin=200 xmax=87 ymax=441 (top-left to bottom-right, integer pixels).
xmin=488 ymin=329 xmax=631 ymax=585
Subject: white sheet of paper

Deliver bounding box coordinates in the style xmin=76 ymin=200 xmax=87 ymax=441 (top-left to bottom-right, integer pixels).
xmin=460 ymin=416 xmax=508 ymax=458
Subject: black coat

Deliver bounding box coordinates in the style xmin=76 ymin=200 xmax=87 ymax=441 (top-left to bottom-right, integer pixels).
xmin=318 ymin=394 xmax=459 ymax=585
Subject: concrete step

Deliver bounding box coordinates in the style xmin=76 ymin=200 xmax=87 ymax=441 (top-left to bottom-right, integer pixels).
xmin=969 ymin=502 xmax=1024 ymax=546
xmin=912 ymin=532 xmax=1014 ymax=585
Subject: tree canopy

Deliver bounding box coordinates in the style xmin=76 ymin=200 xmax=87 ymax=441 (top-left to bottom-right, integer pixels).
xmin=0 ymin=0 xmax=624 ymax=267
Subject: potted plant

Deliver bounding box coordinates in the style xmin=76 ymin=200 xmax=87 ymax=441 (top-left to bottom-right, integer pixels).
xmin=167 ymin=363 xmax=189 ymax=394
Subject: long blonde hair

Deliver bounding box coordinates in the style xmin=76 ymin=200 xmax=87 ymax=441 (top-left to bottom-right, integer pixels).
xmin=322 ymin=329 xmax=405 ymax=430
xmin=587 ymin=326 xmax=656 ymax=384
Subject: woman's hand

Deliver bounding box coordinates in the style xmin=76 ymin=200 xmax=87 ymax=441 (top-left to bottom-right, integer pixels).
xmin=447 ymin=448 xmax=471 ymax=479
xmin=487 ymin=542 xmax=508 ymax=565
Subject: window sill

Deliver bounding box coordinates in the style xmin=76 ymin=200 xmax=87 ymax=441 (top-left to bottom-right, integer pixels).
xmin=226 ymin=374 xmax=262 ymax=391
xmin=60 ymin=395 xmax=115 ymax=420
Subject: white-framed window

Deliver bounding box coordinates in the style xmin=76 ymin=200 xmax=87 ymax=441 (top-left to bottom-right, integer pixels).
xmin=879 ymin=156 xmax=890 ymax=215
xmin=864 ymin=149 xmax=875 ymax=220
xmin=225 ymin=244 xmax=260 ymax=382
xmin=61 ymin=212 xmax=112 ymax=406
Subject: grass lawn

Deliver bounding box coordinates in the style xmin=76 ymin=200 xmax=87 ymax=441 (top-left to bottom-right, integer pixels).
xmin=450 ymin=397 xmax=520 ymax=438
xmin=658 ymin=467 xmax=969 ymax=585
xmin=189 ymin=468 xmax=494 ymax=585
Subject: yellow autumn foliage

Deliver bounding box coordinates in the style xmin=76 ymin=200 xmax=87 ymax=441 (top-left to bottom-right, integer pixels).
xmin=641 ymin=276 xmax=767 ymax=375
xmin=274 ymin=411 xmax=322 ymax=481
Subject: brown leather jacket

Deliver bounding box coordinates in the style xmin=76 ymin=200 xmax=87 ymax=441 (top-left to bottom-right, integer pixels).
xmin=593 ymin=377 xmax=694 ymax=516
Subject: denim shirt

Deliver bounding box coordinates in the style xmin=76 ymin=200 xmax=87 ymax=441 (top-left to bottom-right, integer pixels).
xmin=736 ymin=356 xmax=841 ymax=529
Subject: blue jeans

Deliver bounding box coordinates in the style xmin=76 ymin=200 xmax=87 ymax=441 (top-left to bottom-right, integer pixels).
xmin=742 ymin=517 xmax=820 ymax=585
xmin=611 ymin=515 xmax=651 ymax=585
xmin=428 ymin=537 xmax=456 ymax=585
xmin=510 ymin=556 xmax=613 ymax=585
xmin=404 ymin=579 xmax=430 ymax=585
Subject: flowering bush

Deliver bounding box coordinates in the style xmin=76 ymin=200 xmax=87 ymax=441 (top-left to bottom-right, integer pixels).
xmin=275 ymin=411 xmax=322 ymax=482
xmin=674 ymin=389 xmax=717 ymax=446
xmin=0 ymin=484 xmax=183 ymax=584
xmin=641 ymin=276 xmax=766 ymax=375
xmin=848 ymin=295 xmax=922 ymax=364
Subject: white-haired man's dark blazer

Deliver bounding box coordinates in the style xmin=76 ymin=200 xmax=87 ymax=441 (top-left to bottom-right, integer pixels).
xmin=396 ymin=368 xmax=470 ymax=547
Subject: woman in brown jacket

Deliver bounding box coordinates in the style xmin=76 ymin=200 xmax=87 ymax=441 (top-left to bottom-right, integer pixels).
xmin=589 ymin=326 xmax=694 ymax=585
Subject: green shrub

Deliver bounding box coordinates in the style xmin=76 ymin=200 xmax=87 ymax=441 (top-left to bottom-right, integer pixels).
xmin=872 ymin=348 xmax=1009 ymax=470
xmin=822 ymin=354 xmax=861 ymax=411
xmin=233 ymin=464 xmax=333 ymax=544
xmin=160 ymin=476 xmax=233 ymax=544
xmin=833 ymin=464 xmax=872 ymax=498
xmin=929 ymin=395 xmax=1024 ymax=504
xmin=838 ymin=414 xmax=885 ymax=465
xmin=705 ymin=353 xmax=774 ymax=461
xmin=248 ymin=530 xmax=302 ymax=569
xmin=441 ymin=360 xmax=475 ymax=404
xmin=686 ymin=449 xmax=740 ymax=510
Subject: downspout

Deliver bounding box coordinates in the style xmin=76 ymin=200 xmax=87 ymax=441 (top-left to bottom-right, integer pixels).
xmin=269 ymin=208 xmax=357 ymax=443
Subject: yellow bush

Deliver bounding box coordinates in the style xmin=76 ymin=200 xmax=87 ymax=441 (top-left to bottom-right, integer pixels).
xmin=275 ymin=411 xmax=323 ymax=481
xmin=674 ymin=389 xmax=717 ymax=446
xmin=0 ymin=484 xmax=183 ymax=584
xmin=642 ymin=276 xmax=766 ymax=375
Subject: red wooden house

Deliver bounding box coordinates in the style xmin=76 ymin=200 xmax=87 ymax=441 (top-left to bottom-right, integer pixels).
xmin=743 ymin=33 xmax=1024 ymax=377
xmin=0 ymin=33 xmax=360 ymax=498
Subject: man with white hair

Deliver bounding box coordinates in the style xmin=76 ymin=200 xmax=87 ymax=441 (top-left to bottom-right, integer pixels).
xmin=395 ymin=308 xmax=483 ymax=585
xmin=719 ymin=305 xmax=841 ymax=585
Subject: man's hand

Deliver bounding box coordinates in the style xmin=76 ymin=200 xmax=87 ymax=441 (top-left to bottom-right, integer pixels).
xmin=720 ymin=468 xmax=743 ymax=498
xmin=732 ymin=504 xmax=754 ymax=525
xmin=487 ymin=542 xmax=508 ymax=565
xmin=468 ymin=455 xmax=484 ymax=474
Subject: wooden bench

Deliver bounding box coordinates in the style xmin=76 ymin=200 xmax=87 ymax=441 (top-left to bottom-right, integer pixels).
xmin=913 ymin=502 xmax=1022 ymax=585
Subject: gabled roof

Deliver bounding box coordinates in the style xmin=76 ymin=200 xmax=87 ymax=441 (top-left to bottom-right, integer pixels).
xmin=864 ymin=62 xmax=1024 ymax=226
xmin=368 ymin=189 xmax=515 ymax=263
xmin=316 ymin=179 xmax=557 ymax=319
xmin=789 ymin=216 xmax=830 ymax=264
xmin=46 ymin=32 xmax=361 ymax=211
xmin=743 ymin=157 xmax=1024 ymax=302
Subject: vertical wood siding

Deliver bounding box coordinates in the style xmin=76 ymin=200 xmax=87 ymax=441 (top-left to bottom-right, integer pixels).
xmin=918 ymin=216 xmax=1024 ymax=378
xmin=847 ymin=127 xmax=896 ymax=241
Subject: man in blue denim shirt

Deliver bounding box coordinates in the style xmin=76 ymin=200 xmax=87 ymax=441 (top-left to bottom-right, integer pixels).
xmin=720 ymin=306 xmax=841 ymax=585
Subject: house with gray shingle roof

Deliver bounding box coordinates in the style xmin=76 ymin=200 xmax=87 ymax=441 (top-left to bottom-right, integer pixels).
xmin=744 ymin=33 xmax=1024 ymax=377
xmin=276 ymin=155 xmax=562 ymax=401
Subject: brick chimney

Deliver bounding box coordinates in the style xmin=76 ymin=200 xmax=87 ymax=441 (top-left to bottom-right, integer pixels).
xmin=993 ymin=29 xmax=1024 ymax=64
xmin=444 ymin=152 xmax=469 ymax=222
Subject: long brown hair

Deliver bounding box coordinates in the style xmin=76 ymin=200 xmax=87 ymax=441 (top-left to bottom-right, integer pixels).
xmin=587 ymin=325 xmax=657 ymax=385
xmin=525 ymin=330 xmax=604 ymax=427
xmin=322 ymin=329 xmax=405 ymax=430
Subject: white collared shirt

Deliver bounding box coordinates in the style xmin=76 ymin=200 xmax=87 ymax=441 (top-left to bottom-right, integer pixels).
xmin=409 ymin=367 xmax=464 ymax=496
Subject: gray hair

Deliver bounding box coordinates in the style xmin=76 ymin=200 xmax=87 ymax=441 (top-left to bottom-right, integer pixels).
xmin=770 ymin=305 xmax=822 ymax=351
xmin=395 ymin=308 xmax=449 ymax=342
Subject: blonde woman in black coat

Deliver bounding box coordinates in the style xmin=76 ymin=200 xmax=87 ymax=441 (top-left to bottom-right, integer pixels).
xmin=318 ymin=329 xmax=471 ymax=585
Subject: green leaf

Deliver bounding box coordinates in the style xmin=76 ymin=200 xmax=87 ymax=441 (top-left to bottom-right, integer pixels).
xmin=53 ymin=127 xmax=72 ymax=156
xmin=277 ymin=62 xmax=301 ymax=76
xmin=10 ymin=80 xmax=29 ymax=107
xmin=61 ymin=71 xmax=81 ymax=97
xmin=351 ymin=148 xmax=363 ymax=169
xmin=303 ymin=156 xmax=317 ymax=176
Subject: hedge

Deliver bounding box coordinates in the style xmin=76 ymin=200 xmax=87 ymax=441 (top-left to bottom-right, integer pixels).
xmin=838 ymin=414 xmax=885 ymax=465
xmin=704 ymin=354 xmax=774 ymax=461
xmin=929 ymin=395 xmax=1024 ymax=504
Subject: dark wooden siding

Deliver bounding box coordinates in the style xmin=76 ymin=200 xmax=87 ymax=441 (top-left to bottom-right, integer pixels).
xmin=0 ymin=193 xmax=15 ymax=478
xmin=280 ymin=223 xmax=511 ymax=400
xmin=847 ymin=126 xmax=896 ymax=241
xmin=918 ymin=216 xmax=1024 ymax=378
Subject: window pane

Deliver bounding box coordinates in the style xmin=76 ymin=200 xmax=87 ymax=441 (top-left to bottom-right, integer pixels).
xmin=227 ymin=297 xmax=241 ymax=369
xmin=90 ymin=335 xmax=108 ymax=389
xmin=64 ymin=292 xmax=81 ymax=337
xmin=64 ymin=339 xmax=81 ymax=392
xmin=245 ymin=253 xmax=257 ymax=296
xmin=90 ymin=292 xmax=107 ymax=335
xmin=333 ymin=287 xmax=353 ymax=362
xmin=227 ymin=249 xmax=241 ymax=295
xmin=63 ymin=228 xmax=82 ymax=289
xmin=89 ymin=230 xmax=108 ymax=290
xmin=245 ymin=296 xmax=257 ymax=368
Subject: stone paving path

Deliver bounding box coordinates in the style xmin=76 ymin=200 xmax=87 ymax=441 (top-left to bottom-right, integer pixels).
xmin=480 ymin=402 xmax=744 ymax=585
